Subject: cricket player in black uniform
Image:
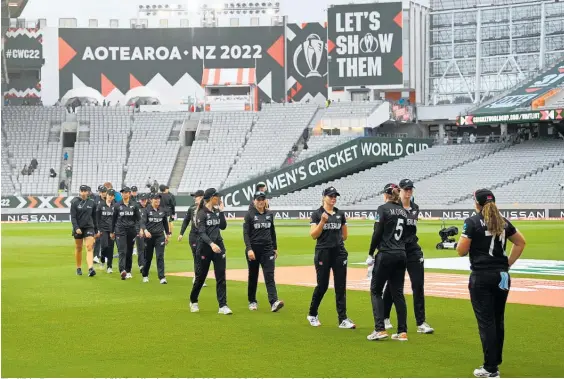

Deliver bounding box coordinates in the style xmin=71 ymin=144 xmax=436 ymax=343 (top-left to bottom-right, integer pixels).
xmin=366 ymin=183 xmax=409 ymax=342
xmin=111 ymin=187 xmax=141 ymax=280
xmin=140 ymin=193 xmax=171 ymax=284
xmin=159 ymin=184 xmax=176 ymax=234
xmin=178 ymin=189 xmax=207 ymax=287
xmin=131 ymin=186 xmax=139 ymax=202
xmin=135 ymin=193 xmax=148 ymax=272
xmin=382 ymin=179 xmax=434 ymax=334
xmin=70 ymin=185 xmax=98 ymax=277
xmin=189 ymin=188 xmax=232 ymax=315
xmin=93 ymin=185 xmax=107 ymax=266
xmin=456 ymin=189 xmax=526 ymax=378
xmin=307 ymin=186 xmax=355 ymax=329
xmin=96 ymin=188 xmax=116 ymax=273
xmin=248 ymin=181 xmax=269 ymax=211
xmin=243 ymin=191 xmax=284 ymax=312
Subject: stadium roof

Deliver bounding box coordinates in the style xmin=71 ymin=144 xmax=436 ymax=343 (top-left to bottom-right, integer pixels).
xmin=1 ymin=0 xmax=28 ymax=18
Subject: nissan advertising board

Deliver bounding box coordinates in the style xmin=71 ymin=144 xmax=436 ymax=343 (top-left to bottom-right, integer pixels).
xmin=327 ymin=2 xmax=403 ymax=87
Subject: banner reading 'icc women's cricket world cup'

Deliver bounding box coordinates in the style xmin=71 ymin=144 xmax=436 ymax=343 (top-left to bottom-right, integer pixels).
xmin=327 ymin=2 xmax=403 ymax=87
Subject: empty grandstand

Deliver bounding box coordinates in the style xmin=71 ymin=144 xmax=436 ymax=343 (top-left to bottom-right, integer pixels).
xmin=222 ymin=103 xmax=318 ymax=187
xmin=177 ymin=111 xmax=257 ymax=193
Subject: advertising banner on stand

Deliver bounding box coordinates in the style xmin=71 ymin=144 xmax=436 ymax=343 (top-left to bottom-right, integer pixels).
xmin=457 ymin=109 xmax=564 ymax=126
xmin=327 ymin=2 xmax=403 ymax=87
xmin=471 ymin=62 xmax=564 ymax=115
xmin=3 ymin=28 xmax=44 ymax=69
xmin=286 ymin=22 xmax=328 ymax=103
xmin=57 ymin=27 xmax=285 ymax=105
xmin=219 ymin=137 xmax=432 ymax=206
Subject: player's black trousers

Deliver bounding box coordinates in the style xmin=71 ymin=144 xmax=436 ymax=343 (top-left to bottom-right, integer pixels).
xmin=469 ymin=270 xmax=510 ymax=373
xmin=384 ymin=249 xmax=426 ymax=325
xmin=308 ymin=246 xmax=349 ymax=324
xmin=99 ymin=231 xmax=114 ymax=268
xmin=246 ymin=243 xmax=279 ymax=305
xmin=116 ymin=229 xmax=136 ymax=273
xmin=190 ymin=240 xmax=227 ymax=307
xmin=370 ymin=251 xmax=408 ymax=333
xmin=136 ymin=236 xmax=145 ymax=268
xmin=142 ymin=234 xmax=166 ymax=279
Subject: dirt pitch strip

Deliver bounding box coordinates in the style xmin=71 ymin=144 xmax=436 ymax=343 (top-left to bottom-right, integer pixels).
xmin=169 ymin=266 xmax=564 ymax=308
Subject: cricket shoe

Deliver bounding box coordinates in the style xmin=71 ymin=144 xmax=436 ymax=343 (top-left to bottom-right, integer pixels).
xmin=367 ymin=331 xmax=389 ymax=341
xmin=473 ymin=367 xmax=500 ymax=378
xmin=271 ymin=300 xmax=284 ymax=312
xmin=384 ymin=318 xmax=393 ymax=330
xmin=307 ymin=315 xmax=321 ymax=327
xmin=143 ymin=277 xmax=149 ymax=283
xmin=121 ymin=270 xmax=127 ymax=280
xmin=249 ymin=302 xmax=258 ymax=311
xmin=76 ymin=268 xmax=83 ymax=276
xmin=106 ymin=267 xmax=113 ymax=274
xmin=339 ymin=318 xmax=356 ymax=329
xmin=417 ymin=322 xmax=435 ymax=334
xmin=391 ymin=332 xmax=408 ymax=341
xmin=88 ymin=268 xmax=96 ymax=277
xmin=218 ymin=306 xmax=233 ymax=315
xmin=190 ymin=302 xmax=199 ymax=313
xmin=93 ymin=256 xmax=100 ymax=264
xmin=160 ymin=278 xmax=167 ymax=284
xmin=125 ymin=272 xmax=133 ymax=279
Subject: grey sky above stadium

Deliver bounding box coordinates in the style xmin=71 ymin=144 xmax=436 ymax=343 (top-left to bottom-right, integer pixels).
xmin=21 ymin=0 xmax=429 ymax=24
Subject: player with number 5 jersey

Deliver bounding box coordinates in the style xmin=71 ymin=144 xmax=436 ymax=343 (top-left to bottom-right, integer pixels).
xmin=456 ymin=189 xmax=526 ymax=378
xmin=366 ymin=183 xmax=409 ymax=342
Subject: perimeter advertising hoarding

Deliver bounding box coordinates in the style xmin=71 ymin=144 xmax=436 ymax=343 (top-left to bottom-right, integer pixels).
xmin=2 ymin=209 xmax=561 ymax=222
xmin=57 ymin=27 xmax=285 ymax=105
xmin=219 ymin=137 xmax=433 ymax=206
xmin=327 ymin=2 xmax=403 ymax=87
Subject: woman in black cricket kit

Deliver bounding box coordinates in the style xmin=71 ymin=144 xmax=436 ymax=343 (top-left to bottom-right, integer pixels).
xmin=382 ymin=179 xmax=434 ymax=334
xmin=179 ymin=189 xmax=207 ymax=287
xmin=70 ymin=184 xmax=98 ymax=277
xmin=111 ymin=186 xmax=141 ymax=280
xmin=366 ymin=183 xmax=409 ymax=342
xmin=307 ymin=186 xmax=355 ymax=329
xmin=189 ymin=188 xmax=232 ymax=315
xmin=140 ymin=193 xmax=171 ymax=284
xmin=456 ymin=189 xmax=526 ymax=378
xmin=96 ymin=188 xmax=116 ymax=273
xmin=136 ymin=193 xmax=148 ymax=273
xmin=243 ymin=191 xmax=284 ymax=312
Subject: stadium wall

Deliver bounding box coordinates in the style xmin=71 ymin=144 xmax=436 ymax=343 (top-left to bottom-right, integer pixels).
xmin=2 ymin=208 xmax=562 ymax=223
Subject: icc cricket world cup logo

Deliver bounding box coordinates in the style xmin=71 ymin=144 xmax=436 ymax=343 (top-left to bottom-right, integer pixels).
xmin=293 ymin=34 xmax=327 ymax=78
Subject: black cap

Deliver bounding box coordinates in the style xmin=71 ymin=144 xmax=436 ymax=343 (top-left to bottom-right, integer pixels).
xmin=399 ymin=179 xmax=415 ymax=189
xmin=149 ymin=193 xmax=161 ymax=200
xmin=191 ymin=189 xmax=205 ymax=197
xmin=383 ymin=183 xmax=399 ymax=195
xmin=79 ymin=185 xmax=89 ymax=192
xmin=322 ymin=186 xmax=340 ymax=197
xmin=98 ymin=185 xmax=107 ymax=192
xmin=203 ymin=188 xmax=221 ymax=200
xmin=159 ymin=184 xmax=168 ymax=192
xmin=120 ymin=186 xmax=131 ymax=193
xmin=131 ymin=186 xmax=138 ymax=192
xmin=473 ymin=188 xmax=496 ymax=206
xmin=86 ymin=186 xmax=92 ymax=192
xmin=254 ymin=191 xmax=267 ymax=200
xmin=139 ymin=193 xmax=148 ymax=200
xmin=107 ymin=189 xmax=116 ymax=196
xmin=256 ymin=182 xmax=267 ymax=190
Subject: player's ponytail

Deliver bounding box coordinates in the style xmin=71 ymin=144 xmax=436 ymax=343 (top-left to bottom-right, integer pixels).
xmin=482 ymin=202 xmax=504 ymax=236
xmin=388 ymin=187 xmax=400 ymax=203
xmin=193 ymin=198 xmax=205 ymax=227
